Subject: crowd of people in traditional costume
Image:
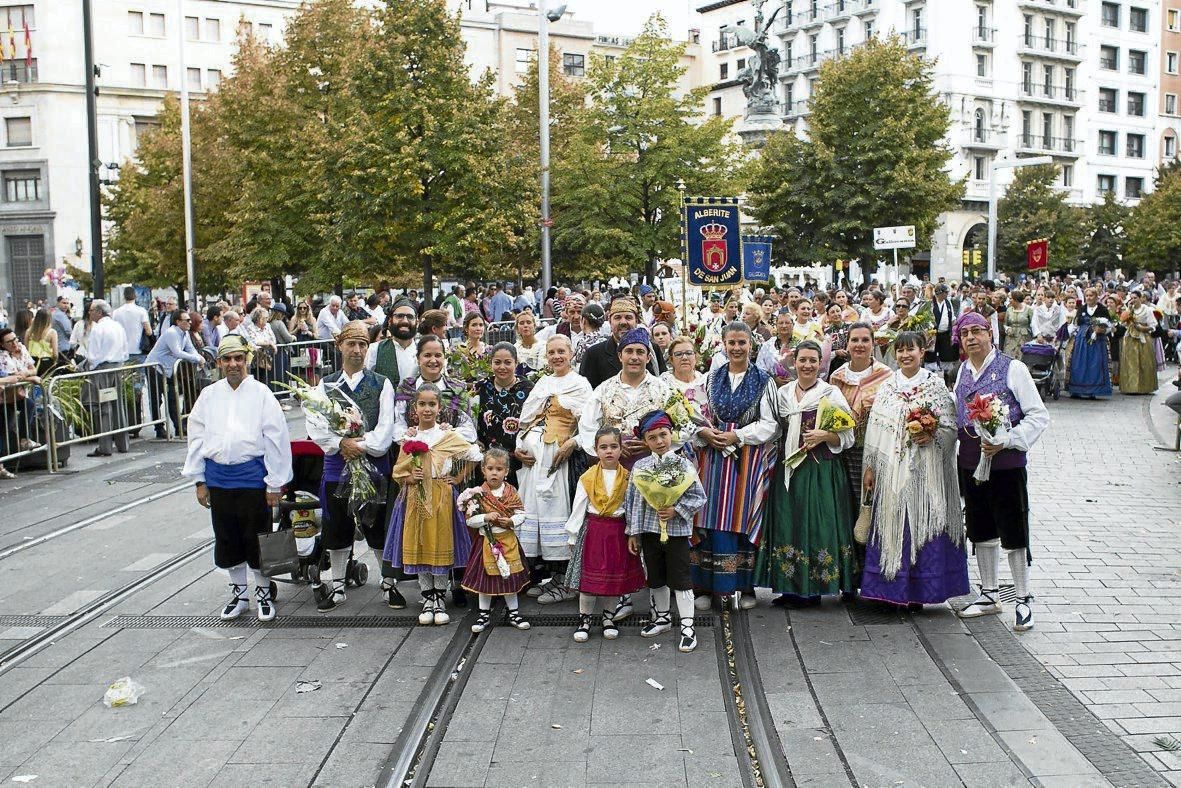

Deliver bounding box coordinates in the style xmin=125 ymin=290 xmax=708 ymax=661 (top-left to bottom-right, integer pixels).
xmin=151 ymin=267 xmax=1181 ymax=654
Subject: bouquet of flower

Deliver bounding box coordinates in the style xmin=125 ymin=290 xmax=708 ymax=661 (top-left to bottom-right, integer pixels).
xmin=457 ymin=487 xmax=510 ymax=578
xmin=899 ymin=302 xmax=934 ymax=333
xmin=401 ymin=439 xmax=430 ymax=509
xmin=278 ymin=376 xmax=379 ymax=513
xmin=904 ymin=405 xmax=939 ymax=446
xmin=965 ymin=392 xmax=1010 ymax=482
xmin=873 ymin=327 xmax=898 ymax=349
xmin=1088 ymin=318 xmax=1111 ymax=344
xmin=664 ymin=388 xmax=702 ymax=432
xmin=783 ymin=396 xmax=856 ymax=469
xmin=693 ymin=322 xmax=722 ymax=372
xmin=40 ymin=264 xmax=76 ymax=289
xmin=447 ymin=345 xmax=492 ymax=386
xmin=632 ymin=454 xmax=696 ymax=544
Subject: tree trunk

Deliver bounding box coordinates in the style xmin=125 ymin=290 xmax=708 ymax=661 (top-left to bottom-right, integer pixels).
xmin=422 ymin=256 xmax=434 ymax=310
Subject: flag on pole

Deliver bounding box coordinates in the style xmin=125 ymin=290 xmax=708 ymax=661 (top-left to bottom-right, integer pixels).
xmin=7 ymin=21 xmax=15 ymax=62
xmin=22 ymin=15 xmax=30 ymax=69
xmin=1025 ymin=238 xmax=1049 ymax=271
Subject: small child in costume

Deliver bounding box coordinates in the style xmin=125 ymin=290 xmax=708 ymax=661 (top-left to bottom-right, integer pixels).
xmin=564 ymin=426 xmax=647 ymax=643
xmin=625 ymin=410 xmax=707 ymax=653
xmin=460 ymin=448 xmax=532 ymax=633
xmin=383 ymin=384 xmax=483 ymax=627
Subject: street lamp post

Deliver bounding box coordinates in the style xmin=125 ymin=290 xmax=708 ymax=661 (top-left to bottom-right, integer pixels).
xmin=177 ymin=0 xmax=197 ymax=309
xmin=537 ymin=1 xmax=566 ymax=296
xmin=986 ymin=155 xmax=1054 ymax=281
xmin=82 ymin=0 xmax=104 ymax=299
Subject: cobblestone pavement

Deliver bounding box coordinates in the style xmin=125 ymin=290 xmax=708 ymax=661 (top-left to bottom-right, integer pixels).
xmin=974 ymin=372 xmax=1181 ymax=784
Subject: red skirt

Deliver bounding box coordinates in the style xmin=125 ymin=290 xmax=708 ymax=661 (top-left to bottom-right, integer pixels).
xmin=577 ymin=514 xmax=646 ymax=596
xmin=461 ymin=533 xmax=530 ymax=596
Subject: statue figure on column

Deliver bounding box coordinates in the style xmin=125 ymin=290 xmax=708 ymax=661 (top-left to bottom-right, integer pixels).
xmin=724 ymin=0 xmax=783 ymax=117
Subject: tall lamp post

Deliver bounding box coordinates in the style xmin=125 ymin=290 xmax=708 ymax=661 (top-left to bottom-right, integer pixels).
xmin=82 ymin=0 xmax=104 ymax=299
xmin=537 ymin=1 xmax=566 ymax=296
xmin=986 ymin=155 xmax=1053 ymax=281
xmin=177 ymin=0 xmax=197 ymax=308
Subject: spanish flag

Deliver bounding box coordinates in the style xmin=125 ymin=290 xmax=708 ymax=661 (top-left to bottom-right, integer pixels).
xmin=23 ymin=15 xmax=30 ymax=68
xmin=7 ymin=20 xmax=15 ymax=62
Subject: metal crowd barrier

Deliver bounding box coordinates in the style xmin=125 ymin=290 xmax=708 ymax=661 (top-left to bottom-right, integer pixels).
xmin=0 ymin=381 xmax=52 ymax=471
xmin=42 ymin=361 xmax=167 ymax=470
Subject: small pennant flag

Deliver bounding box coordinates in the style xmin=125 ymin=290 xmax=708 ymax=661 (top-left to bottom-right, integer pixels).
xmin=1025 ymin=238 xmax=1049 ymax=271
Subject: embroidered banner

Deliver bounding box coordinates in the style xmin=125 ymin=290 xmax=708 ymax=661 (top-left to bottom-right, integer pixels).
xmin=741 ymin=235 xmax=773 ymax=283
xmin=682 ymin=197 xmax=742 ymax=288
xmin=1026 ymin=237 xmax=1048 ymax=271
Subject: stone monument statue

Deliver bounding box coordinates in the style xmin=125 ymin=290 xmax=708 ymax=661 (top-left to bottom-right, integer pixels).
xmin=724 ymin=0 xmax=783 ymax=119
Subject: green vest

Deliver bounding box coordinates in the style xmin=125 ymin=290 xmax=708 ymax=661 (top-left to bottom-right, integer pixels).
xmin=373 ymin=339 xmax=406 ymax=387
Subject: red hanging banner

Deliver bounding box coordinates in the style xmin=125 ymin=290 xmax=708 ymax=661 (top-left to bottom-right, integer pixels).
xmin=1025 ymin=238 xmax=1049 ymax=271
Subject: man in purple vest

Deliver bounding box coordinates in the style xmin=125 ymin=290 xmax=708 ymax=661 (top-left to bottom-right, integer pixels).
xmin=953 ymin=312 xmax=1049 ymax=632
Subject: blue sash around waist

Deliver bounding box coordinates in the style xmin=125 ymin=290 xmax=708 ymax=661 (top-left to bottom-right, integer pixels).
xmin=204 ymin=456 xmax=267 ymax=490
xmin=323 ymin=451 xmax=392 ymax=482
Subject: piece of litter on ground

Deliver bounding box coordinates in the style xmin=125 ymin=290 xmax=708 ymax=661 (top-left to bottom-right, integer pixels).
xmin=959 ymin=749 xmax=968 ymax=755
xmin=102 ymin=677 xmax=145 ymax=708
xmin=677 ymin=748 xmax=693 ymax=754
xmin=88 ymin=735 xmax=134 ymax=743
xmin=11 ymin=776 xmax=36 ymax=783
xmin=1027 ymin=736 xmax=1038 ymax=744
xmin=334 ymin=643 xmax=348 ymax=649
xmin=813 ymin=736 xmax=823 ymax=741
xmin=572 ymin=669 xmax=584 ymax=674
xmin=645 ymin=678 xmax=664 ymax=691
xmin=295 ymin=680 xmax=322 ymax=694
xmin=648 ymin=643 xmax=661 ymax=651
xmin=819 ymin=640 xmax=833 ymax=645
xmin=551 ymin=724 xmax=562 ymax=729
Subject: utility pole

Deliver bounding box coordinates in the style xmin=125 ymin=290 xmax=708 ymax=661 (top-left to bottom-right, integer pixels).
xmin=538 ymin=0 xmax=552 ymax=295
xmin=178 ymin=0 xmax=197 ymax=308
xmin=82 ymin=0 xmax=104 ymax=299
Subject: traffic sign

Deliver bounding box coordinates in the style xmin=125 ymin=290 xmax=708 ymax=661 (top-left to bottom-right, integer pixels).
xmin=873 ymin=225 xmax=916 ymax=250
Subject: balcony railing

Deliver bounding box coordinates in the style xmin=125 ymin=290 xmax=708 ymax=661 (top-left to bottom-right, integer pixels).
xmin=785 ymin=98 xmax=811 ymax=118
xmin=1019 ymin=83 xmax=1081 ymax=102
xmin=712 ymin=35 xmax=738 ymax=53
xmin=973 ymin=27 xmax=996 ymax=44
xmin=1019 ymin=35 xmax=1081 ymax=57
xmin=902 ymin=27 xmax=927 ymax=47
xmin=1018 ymin=134 xmax=1080 ymax=154
xmin=0 ymin=59 xmax=37 ymax=83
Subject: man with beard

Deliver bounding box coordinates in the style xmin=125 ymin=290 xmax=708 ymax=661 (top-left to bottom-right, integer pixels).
xmin=184 ymin=334 xmax=292 ymax=622
xmin=366 ymin=298 xmax=419 ymax=388
xmin=307 ymin=321 xmax=399 ymax=611
xmin=579 ymin=297 xmax=667 ymax=388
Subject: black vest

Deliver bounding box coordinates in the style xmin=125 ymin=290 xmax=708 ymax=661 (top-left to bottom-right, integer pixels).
xmin=323 ymin=369 xmax=388 ymax=432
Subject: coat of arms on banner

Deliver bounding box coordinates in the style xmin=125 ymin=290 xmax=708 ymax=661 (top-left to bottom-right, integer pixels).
xmin=701 ymin=222 xmax=729 ymax=273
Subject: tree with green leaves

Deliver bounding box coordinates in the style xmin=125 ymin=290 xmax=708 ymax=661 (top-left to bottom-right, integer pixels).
xmin=745 ymin=36 xmax=963 ymax=274
xmin=333 ymin=0 xmax=531 ymax=305
xmin=1079 ymin=191 xmax=1129 ymax=275
xmin=995 ymin=164 xmax=1082 ymax=274
xmin=1125 ymin=167 xmax=1181 ymax=271
xmin=550 ymin=16 xmax=741 ymax=283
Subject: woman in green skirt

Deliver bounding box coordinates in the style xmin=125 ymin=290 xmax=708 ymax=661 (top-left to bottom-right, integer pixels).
xmin=756 ymin=340 xmax=858 ymax=607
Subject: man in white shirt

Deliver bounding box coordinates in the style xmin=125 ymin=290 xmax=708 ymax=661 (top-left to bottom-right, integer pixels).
xmin=217 ymin=310 xmax=245 ymax=345
xmin=183 ymin=333 xmax=292 ymax=622
xmin=146 ymin=309 xmax=205 ymax=439
xmin=113 ymin=287 xmax=152 ymax=358
xmin=317 ymin=296 xmax=347 ymax=341
xmin=83 ymin=300 xmax=132 ymax=456
xmin=952 ymin=312 xmax=1049 ymax=633
xmin=305 ymin=321 xmax=399 ymax=612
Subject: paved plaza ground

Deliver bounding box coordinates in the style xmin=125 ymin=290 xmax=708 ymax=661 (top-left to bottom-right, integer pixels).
xmin=0 ymin=370 xmax=1176 ymax=787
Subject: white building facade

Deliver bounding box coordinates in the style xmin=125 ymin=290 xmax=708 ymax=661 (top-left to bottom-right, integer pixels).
xmin=699 ymin=0 xmax=1169 ymax=282
xmin=0 ymin=0 xmax=295 ymax=311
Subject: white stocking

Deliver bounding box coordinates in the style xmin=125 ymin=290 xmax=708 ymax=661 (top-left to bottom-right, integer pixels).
xmin=227 ymin=563 xmax=247 ymax=588
xmin=505 ymin=593 xmax=519 ymax=611
xmin=1007 ymin=549 xmax=1031 ymax=599
xmin=478 ymin=593 xmax=493 ymax=611
xmin=651 ymin=586 xmax=671 ymax=614
xmin=250 ymin=568 xmax=268 ymax=590
xmin=579 ymin=594 xmax=598 ymax=616
xmin=974 ymin=539 xmax=1000 ymax=591
xmin=328 ymin=549 xmax=351 ymax=586
xmin=372 ymin=548 xmax=391 ymax=589
xmin=674 ymin=590 xmax=695 ymax=622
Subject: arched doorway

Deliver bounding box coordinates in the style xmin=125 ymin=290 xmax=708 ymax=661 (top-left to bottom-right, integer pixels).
xmin=962 ymin=222 xmax=987 ymax=282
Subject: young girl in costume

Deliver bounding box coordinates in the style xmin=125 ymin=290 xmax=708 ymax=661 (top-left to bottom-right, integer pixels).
xmin=383 ymin=384 xmax=483 ymax=626
xmin=625 ymin=411 xmax=707 ymax=653
xmin=460 ymin=448 xmax=532 ymax=633
xmin=564 ymin=427 xmax=647 ymax=643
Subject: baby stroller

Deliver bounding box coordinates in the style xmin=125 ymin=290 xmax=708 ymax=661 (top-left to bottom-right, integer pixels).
xmin=280 ymin=440 xmax=369 ymax=599
xmin=1020 ymin=340 xmax=1061 ymax=400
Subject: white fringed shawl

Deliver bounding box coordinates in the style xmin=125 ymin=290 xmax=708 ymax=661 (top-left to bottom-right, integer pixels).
xmin=862 ymin=369 xmax=962 ymax=580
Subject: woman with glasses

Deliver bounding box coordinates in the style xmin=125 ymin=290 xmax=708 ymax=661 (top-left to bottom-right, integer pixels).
xmin=288 ymin=302 xmax=320 ymax=383
xmin=661 ymin=336 xmax=707 ymax=415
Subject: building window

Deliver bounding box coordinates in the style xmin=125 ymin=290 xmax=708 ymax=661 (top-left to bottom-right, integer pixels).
xmin=974 ymin=108 xmax=986 ymax=141
xmin=1098 ymin=87 xmax=1117 ymax=112
xmin=3 ymin=170 xmax=39 ymax=202
xmin=836 ymin=28 xmax=845 ymax=54
xmin=184 ymin=16 xmax=199 ymax=41
xmin=785 ymin=0 xmax=793 ymax=26
xmin=911 ymin=8 xmax=923 ymax=38
xmin=1128 ymin=50 xmax=1146 ymax=75
xmin=207 ymin=69 xmax=221 ymax=89
xmin=974 ymin=156 xmax=985 ymax=180
xmin=1167 ymin=94 xmax=1178 ymax=115
xmin=1043 ymin=64 xmax=1053 ymax=97
xmin=147 ymin=12 xmax=165 ymax=37
xmin=1129 ymin=7 xmax=1147 ymax=32
xmin=785 ymin=41 xmax=793 ymax=65
xmin=712 ymin=97 xmax=722 ymax=116
xmin=257 ymin=22 xmax=273 ymax=43
xmin=1062 ymin=164 xmax=1073 ymax=187
xmin=864 ymin=20 xmax=874 ymax=39
xmin=1125 ymin=177 xmax=1143 ymax=198
xmin=1042 ymin=113 xmax=1053 ymax=147
xmin=130 ymin=63 xmax=146 ymax=87
xmin=1064 ymin=114 xmax=1075 ymax=144
xmin=1127 ymin=92 xmax=1145 ymax=116
xmin=1165 ymin=136 xmax=1177 ymax=159
xmin=1168 ymin=52 xmax=1179 ymax=75
xmin=1023 ymin=14 xmax=1033 ymax=46
xmin=5 ymin=117 xmax=30 ymax=147
xmin=736 ymin=58 xmax=746 ymax=71
xmin=809 ymin=34 xmax=818 ymax=60
xmin=1043 ymin=18 xmax=1055 ymax=49
xmin=1021 ymin=110 xmax=1032 ymax=143
xmin=128 ymin=10 xmax=144 ymax=34
xmin=152 ymin=64 xmax=167 ymax=88
xmin=1022 ymin=62 xmax=1032 ymax=93
xmin=976 ymin=5 xmax=987 ymax=33
xmin=562 ymin=53 xmax=585 ymax=77
xmin=720 ymin=62 xmax=729 ymax=80
xmin=1101 ymin=2 xmax=1120 ymax=27
xmin=514 ymin=48 xmax=534 ymax=75
xmin=186 ymin=67 xmax=201 ymax=90
xmin=785 ymin=83 xmax=794 ymax=108
xmin=1099 ymin=45 xmax=1118 ymax=70
xmin=1170 ymin=9 xmax=1180 ymax=31
xmin=1097 ymin=174 xmax=1116 ymax=195
xmin=1126 ymin=133 xmax=1145 ymax=158
xmin=204 ymin=18 xmax=221 ymax=42
xmin=237 ymin=19 xmax=253 ymax=37
xmin=1098 ymin=130 xmax=1117 ymax=155
xmin=976 ymin=54 xmax=987 ymax=77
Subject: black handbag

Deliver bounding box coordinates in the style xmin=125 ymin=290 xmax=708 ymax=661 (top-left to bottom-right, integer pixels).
xmin=258 ymin=527 xmax=300 ymax=578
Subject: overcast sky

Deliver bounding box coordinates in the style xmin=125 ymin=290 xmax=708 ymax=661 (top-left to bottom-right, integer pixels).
xmin=571 ymin=0 xmax=695 ymax=39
